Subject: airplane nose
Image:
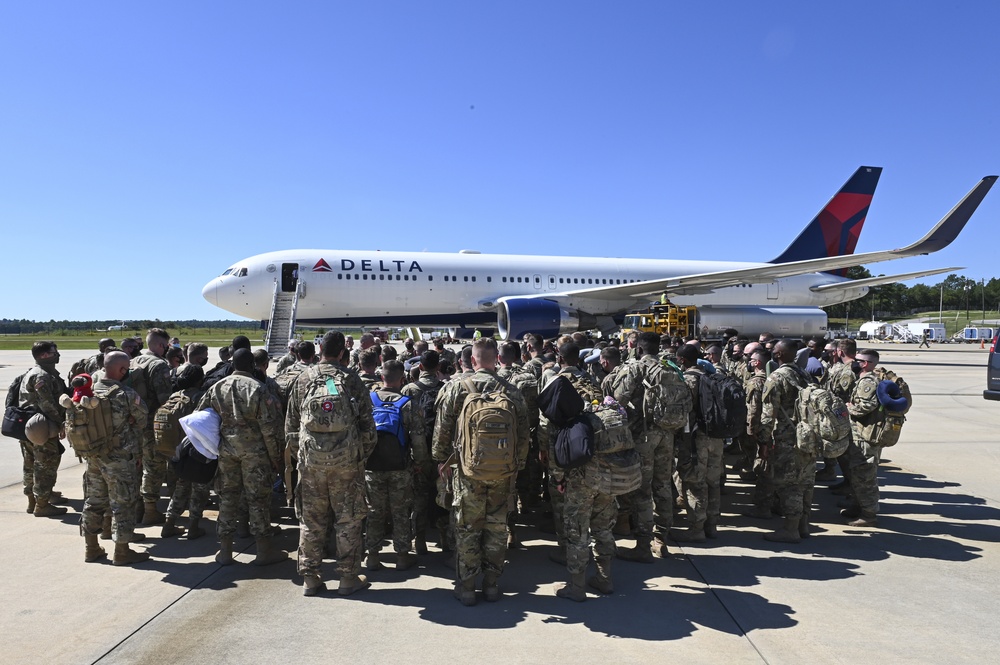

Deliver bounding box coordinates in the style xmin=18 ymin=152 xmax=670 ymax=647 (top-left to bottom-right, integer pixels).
xmin=202 ymin=279 xmax=219 ymax=306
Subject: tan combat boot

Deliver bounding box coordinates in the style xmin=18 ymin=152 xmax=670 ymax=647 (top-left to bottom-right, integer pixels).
xmin=113 ymin=541 xmax=150 ymax=566
xmin=253 ymin=537 xmax=289 ymax=566
xmin=764 ymin=516 xmax=802 ymax=544
xmin=33 ymin=497 xmax=68 ymax=517
xmin=185 ymin=517 xmax=205 ymax=540
xmin=215 ymin=536 xmax=235 ymax=565
xmin=453 ymin=578 xmax=477 ymax=606
xmin=160 ymin=516 xmax=186 ymax=538
xmin=84 ymin=532 xmax=107 ymax=562
xmin=396 ymin=551 xmax=418 ymax=571
xmin=618 ymin=536 xmax=654 ymax=563
xmin=338 ymin=574 xmax=371 ymax=596
xmin=141 ymin=501 xmax=165 ymax=525
xmin=302 ymin=574 xmax=326 ymax=597
xmin=26 ymin=494 xmax=36 ymax=514
xmin=588 ymin=556 xmax=614 ymax=594
xmin=556 ymin=572 xmax=588 ymax=602
xmin=482 ymin=572 xmax=500 ymax=602
xmin=670 ymin=526 xmax=707 ymax=544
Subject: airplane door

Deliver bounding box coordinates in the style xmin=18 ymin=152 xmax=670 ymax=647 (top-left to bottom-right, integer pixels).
xmin=547 ymin=274 xmax=557 ymax=291
xmin=533 ymin=274 xmax=542 ymax=290
xmin=767 ymin=281 xmax=779 ymax=300
xmin=281 ymin=263 xmax=299 ymax=292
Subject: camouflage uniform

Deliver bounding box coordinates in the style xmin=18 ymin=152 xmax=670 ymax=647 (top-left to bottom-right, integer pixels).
xmin=522 ymin=356 xmax=545 ymax=381
xmin=164 ymin=387 xmax=211 ymax=521
xmin=761 ymin=363 xmax=813 ymax=521
xmin=498 ymin=364 xmax=541 ymax=508
xmin=845 ymin=371 xmax=883 ymax=515
xmin=611 ymin=355 xmax=676 ymax=540
xmin=539 ymin=367 xmax=600 ymax=550
xmin=275 ymin=351 xmax=297 ymax=374
xmin=432 ymin=369 xmax=529 ymax=586
xmin=365 ymin=387 xmax=428 ymax=556
xmin=401 ymin=371 xmax=446 ymax=546
xmin=129 ymin=351 xmax=174 ymax=504
xmin=81 ymin=377 xmax=148 ymax=542
xmin=744 ymin=370 xmax=772 ymax=509
xmin=358 ymin=372 xmax=381 ymax=391
xmin=824 ymin=360 xmax=858 ymax=480
xmin=19 ymin=362 xmax=66 ymax=503
xmin=286 ymin=361 xmax=376 ymax=581
xmin=678 ymin=366 xmax=725 ymax=531
xmin=274 ymin=360 xmax=311 ymax=509
xmin=199 ymin=370 xmax=284 ymax=540
xmin=82 ymin=353 xmax=103 ymax=376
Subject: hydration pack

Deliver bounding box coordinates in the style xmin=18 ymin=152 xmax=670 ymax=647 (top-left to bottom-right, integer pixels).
xmin=298 ymin=370 xmax=359 ymax=466
xmin=690 ymin=370 xmax=747 ymax=439
xmin=794 ymin=384 xmax=852 ymax=457
xmin=643 ymin=360 xmax=692 ymax=431
xmin=367 ymin=393 xmax=411 ymax=471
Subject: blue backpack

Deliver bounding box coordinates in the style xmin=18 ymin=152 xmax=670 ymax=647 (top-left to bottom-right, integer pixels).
xmin=367 ymin=393 xmax=410 ymax=471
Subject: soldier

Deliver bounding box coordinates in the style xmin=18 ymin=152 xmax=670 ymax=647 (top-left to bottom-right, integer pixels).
xmin=18 ymin=341 xmax=68 ymax=516
xmin=432 ymin=338 xmax=529 ymax=606
xmin=433 ymin=338 xmax=457 ymax=367
xmin=275 ymin=340 xmax=299 ymax=374
xmin=80 ymin=351 xmax=150 ymax=565
xmin=350 ymin=333 xmax=376 ymax=370
xmin=253 ymin=349 xmax=283 ymax=404
xmin=127 ymin=328 xmax=176 ymax=525
xmin=398 ymin=338 xmax=416 ymax=364
xmin=401 ymin=350 xmax=446 ymax=555
xmin=497 ymin=341 xmax=540 ymax=542
xmin=120 ymin=337 xmax=141 ymax=359
xmin=598 ymin=346 xmax=623 ymax=398
xmin=365 ymin=360 xmax=427 ymax=572
xmin=286 ymin=332 xmax=376 ymax=597
xmin=537 ymin=342 xmax=601 ymax=566
xmin=521 ymin=334 xmax=546 ymax=380
xmin=200 ymin=348 xmax=288 ymax=567
xmin=842 ymin=349 xmax=890 ymax=527
xmin=614 ymin=332 xmax=684 ymax=558
xmin=79 ymin=337 xmax=117 ymax=376
xmin=760 ymin=340 xmax=812 ymax=543
xmin=821 ymin=338 xmax=859 ymax=486
xmin=160 ymin=363 xmax=209 ymax=539
xmin=357 ymin=349 xmax=382 ymax=390
xmin=743 ymin=348 xmax=774 ymax=518
xmin=275 ymin=340 xmax=316 ymax=511
xmin=186 ymin=342 xmax=209 ymax=368
xmin=673 ymin=343 xmax=724 ymax=542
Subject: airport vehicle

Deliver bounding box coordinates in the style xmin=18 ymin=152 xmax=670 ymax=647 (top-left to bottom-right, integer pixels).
xmin=202 ymin=170 xmax=996 ymax=350
xmin=962 ymin=326 xmax=995 ymax=342
xmin=985 ymin=335 xmax=1000 ymax=400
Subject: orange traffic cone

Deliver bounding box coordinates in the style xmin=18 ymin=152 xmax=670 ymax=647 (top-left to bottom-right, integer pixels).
xmin=981 ymin=338 xmax=986 ymax=349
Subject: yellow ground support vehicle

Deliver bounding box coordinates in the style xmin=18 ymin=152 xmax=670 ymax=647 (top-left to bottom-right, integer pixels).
xmin=621 ymin=304 xmax=698 ymax=338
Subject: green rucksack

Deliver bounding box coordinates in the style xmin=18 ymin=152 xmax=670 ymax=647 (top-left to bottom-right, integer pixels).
xmin=298 ymin=370 xmax=359 ymax=466
xmin=644 ymin=360 xmax=693 ymax=431
xmin=65 ymin=387 xmax=119 ymax=458
xmin=457 ymin=378 xmax=519 ymax=481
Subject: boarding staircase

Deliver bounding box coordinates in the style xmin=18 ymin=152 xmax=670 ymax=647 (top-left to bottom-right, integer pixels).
xmin=891 ymin=323 xmax=917 ymax=343
xmin=264 ymin=280 xmax=300 ymax=358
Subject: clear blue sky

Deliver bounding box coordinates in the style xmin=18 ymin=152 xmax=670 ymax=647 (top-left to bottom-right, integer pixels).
xmin=1 ymin=3 xmax=997 ymax=322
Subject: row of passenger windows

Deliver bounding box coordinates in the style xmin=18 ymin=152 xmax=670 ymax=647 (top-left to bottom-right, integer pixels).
xmin=334 ymin=273 xmax=642 ymax=284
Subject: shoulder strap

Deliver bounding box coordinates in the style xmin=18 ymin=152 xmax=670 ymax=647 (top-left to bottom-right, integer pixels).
xmin=370 ymin=392 xmax=385 ymax=407
xmin=462 ymin=378 xmax=478 ymax=396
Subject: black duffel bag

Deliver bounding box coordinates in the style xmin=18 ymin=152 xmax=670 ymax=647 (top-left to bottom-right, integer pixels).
xmin=171 ymin=437 xmax=219 ymax=484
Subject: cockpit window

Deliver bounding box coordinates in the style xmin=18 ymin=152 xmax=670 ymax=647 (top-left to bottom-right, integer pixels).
xmin=237 ymin=267 xmax=248 ymax=277
xmin=222 ymin=268 xmax=233 ymax=276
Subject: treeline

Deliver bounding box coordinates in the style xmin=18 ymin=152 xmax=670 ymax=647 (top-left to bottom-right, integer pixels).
xmin=0 ymin=319 xmax=257 ymax=335
xmin=823 ymin=270 xmax=1000 ymax=320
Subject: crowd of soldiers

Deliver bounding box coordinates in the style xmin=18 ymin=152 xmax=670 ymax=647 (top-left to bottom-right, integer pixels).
xmin=14 ymin=325 xmax=900 ymax=602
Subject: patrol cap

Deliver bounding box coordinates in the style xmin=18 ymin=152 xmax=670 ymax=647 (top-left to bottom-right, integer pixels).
xmin=175 ymin=363 xmax=205 ymax=391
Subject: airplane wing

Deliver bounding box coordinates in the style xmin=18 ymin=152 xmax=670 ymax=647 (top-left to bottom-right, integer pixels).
xmin=557 ymin=175 xmax=996 ymax=301
xmin=808 ymin=266 xmax=963 ymax=295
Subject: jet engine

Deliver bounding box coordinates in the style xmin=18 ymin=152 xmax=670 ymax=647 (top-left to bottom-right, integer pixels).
xmin=496 ymin=297 xmax=596 ymax=340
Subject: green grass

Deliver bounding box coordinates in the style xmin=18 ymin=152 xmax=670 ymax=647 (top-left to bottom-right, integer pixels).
xmin=0 ymin=327 xmax=266 ymax=351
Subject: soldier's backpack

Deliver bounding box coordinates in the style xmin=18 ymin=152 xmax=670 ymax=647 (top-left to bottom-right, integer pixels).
xmin=689 ymin=369 xmax=747 ymax=439
xmin=65 ymin=386 xmax=119 ymax=458
xmin=123 ymin=354 xmax=168 ymax=412
xmin=412 ymin=381 xmax=443 ymax=443
xmin=367 ymin=393 xmax=411 ymax=472
xmin=457 ymin=378 xmax=519 ymax=481
xmin=553 ymin=414 xmax=594 ymax=469
xmin=859 ymin=367 xmax=912 ymax=448
xmin=2 ymin=373 xmax=32 ymax=440
xmin=643 ymin=360 xmax=693 ymax=431
xmin=298 ymin=370 xmax=359 ymax=466
xmin=153 ymin=392 xmax=196 ymax=458
xmin=274 ymin=363 xmax=308 ymax=407
xmin=588 ymin=402 xmax=633 ymax=455
xmin=794 ymin=384 xmax=852 ymax=457
xmin=538 ymin=373 xmax=597 ymax=470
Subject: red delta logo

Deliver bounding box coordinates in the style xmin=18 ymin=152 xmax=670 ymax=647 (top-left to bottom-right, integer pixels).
xmin=313 ymin=259 xmax=333 ymax=272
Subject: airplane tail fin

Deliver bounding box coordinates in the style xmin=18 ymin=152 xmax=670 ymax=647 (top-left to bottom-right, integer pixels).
xmin=770 ymin=166 xmax=883 ymax=275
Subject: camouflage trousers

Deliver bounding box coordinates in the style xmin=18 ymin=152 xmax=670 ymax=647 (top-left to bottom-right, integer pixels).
xmin=549 ymin=470 xmax=566 ymax=547
xmin=21 ymin=437 xmax=62 ymax=502
xmin=216 ymin=448 xmax=273 ymax=540
xmin=623 ymin=427 xmax=676 ymax=540
xmin=297 ymin=463 xmax=366 ymax=579
xmin=515 ymin=429 xmax=543 ymax=505
xmin=81 ymin=450 xmax=139 ymax=543
xmin=453 ymin=474 xmax=513 ymax=583
xmin=770 ymin=441 xmax=815 ymax=521
xmin=845 ymin=438 xmax=881 ymax=514
xmin=365 ymin=468 xmax=414 ymax=554
xmin=141 ymin=429 xmax=173 ymax=503
xmin=166 ymin=479 xmax=211 ymax=519
xmin=674 ymin=431 xmax=714 ymax=529
xmin=413 ymin=459 xmax=441 ymax=538
xmin=752 ymin=442 xmax=775 ymax=508
xmin=563 ymin=465 xmax=616 ymax=575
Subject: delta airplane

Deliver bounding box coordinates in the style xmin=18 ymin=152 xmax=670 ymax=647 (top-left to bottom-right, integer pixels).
xmin=202 ymin=168 xmax=996 ymax=340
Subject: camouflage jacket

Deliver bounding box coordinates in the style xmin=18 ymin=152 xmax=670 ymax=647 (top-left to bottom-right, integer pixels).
xmin=498 ymin=364 xmax=539 ymax=429
xmin=431 ymin=369 xmax=530 ymax=467
xmin=611 ymin=354 xmax=659 ymax=435
xmin=19 ymin=363 xmax=67 ymax=424
xmin=744 ymin=371 xmax=767 ymax=442
xmin=372 ymin=387 xmax=429 ymax=465
xmin=761 ymin=363 xmax=808 ymax=446
xmin=128 ymin=351 xmax=173 ymax=418
xmin=274 ymin=351 xmax=297 ymax=374
xmin=285 ymin=360 xmax=377 ymax=463
xmin=93 ymin=376 xmax=148 ymax=455
xmin=199 ymin=370 xmax=284 ymax=464
xmin=824 ymin=360 xmax=858 ymax=403
xmin=848 ymin=371 xmax=882 ymax=443
xmin=522 ymin=356 xmax=545 ymax=381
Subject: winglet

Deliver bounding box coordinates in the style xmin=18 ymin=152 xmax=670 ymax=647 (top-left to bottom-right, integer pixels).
xmin=890 ymin=176 xmax=997 ymax=257
xmin=771 ymin=166 xmax=883 ymax=265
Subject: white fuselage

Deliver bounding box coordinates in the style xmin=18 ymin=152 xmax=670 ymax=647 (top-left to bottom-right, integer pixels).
xmin=201 ymin=249 xmax=865 ymax=328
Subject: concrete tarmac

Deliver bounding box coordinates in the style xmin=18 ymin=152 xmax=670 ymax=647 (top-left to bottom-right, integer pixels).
xmin=1 ymin=344 xmax=998 ymax=664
